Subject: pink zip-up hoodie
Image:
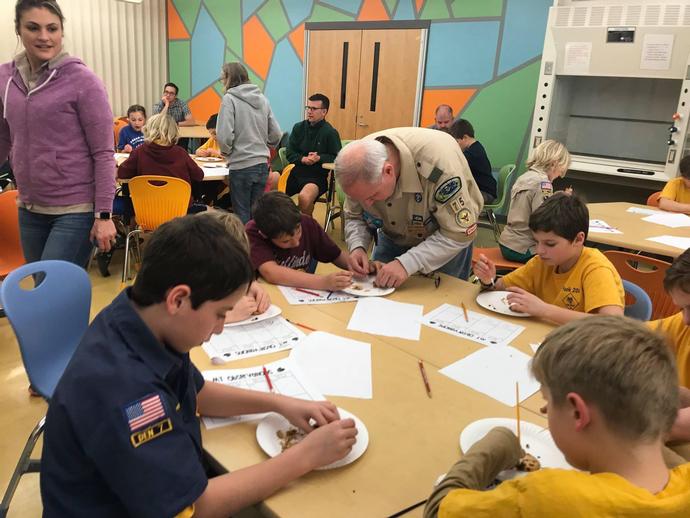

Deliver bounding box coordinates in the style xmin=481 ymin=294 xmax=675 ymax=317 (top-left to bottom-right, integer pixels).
xmin=0 ymin=56 xmax=115 ymax=212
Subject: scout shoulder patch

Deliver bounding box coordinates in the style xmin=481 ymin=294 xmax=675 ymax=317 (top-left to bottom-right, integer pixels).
xmin=455 ymin=208 xmax=472 ymax=228
xmin=130 ymin=418 xmax=173 ymax=448
xmin=540 ymin=181 xmax=553 ymax=194
xmin=434 ymin=177 xmax=462 ymax=204
xmin=427 ymin=167 xmax=444 ymax=183
xmin=123 ymin=393 xmax=167 ymax=432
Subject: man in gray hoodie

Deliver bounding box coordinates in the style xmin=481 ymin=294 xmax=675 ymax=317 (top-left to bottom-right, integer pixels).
xmin=217 ymin=62 xmax=282 ymax=223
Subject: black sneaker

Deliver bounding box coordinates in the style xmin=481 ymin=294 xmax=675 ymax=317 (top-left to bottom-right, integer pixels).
xmin=97 ymin=251 xmax=113 ymax=277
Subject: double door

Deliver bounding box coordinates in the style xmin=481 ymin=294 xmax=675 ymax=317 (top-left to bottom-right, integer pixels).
xmin=306 ymin=27 xmax=426 ymax=140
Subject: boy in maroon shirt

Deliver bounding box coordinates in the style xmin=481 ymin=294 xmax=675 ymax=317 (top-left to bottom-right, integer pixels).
xmin=246 ymin=191 xmax=353 ymax=290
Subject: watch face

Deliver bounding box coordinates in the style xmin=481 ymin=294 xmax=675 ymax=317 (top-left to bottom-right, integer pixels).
xmin=99 ymin=212 xmax=111 ymax=220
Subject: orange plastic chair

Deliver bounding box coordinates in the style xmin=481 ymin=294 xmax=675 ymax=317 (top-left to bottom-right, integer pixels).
xmin=603 ymin=250 xmax=677 ymax=320
xmin=277 ymin=163 xmax=295 ymax=193
xmin=647 ymin=191 xmax=662 ymax=207
xmin=471 ymin=247 xmax=523 ymax=276
xmin=0 ymin=190 xmax=26 ymax=278
xmin=121 ymin=175 xmax=191 ymax=283
xmin=113 ymin=118 xmax=128 ymax=149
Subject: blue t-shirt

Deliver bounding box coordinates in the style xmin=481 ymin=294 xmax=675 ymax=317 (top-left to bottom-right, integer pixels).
xmin=40 ymin=289 xmax=208 ymax=517
xmin=118 ymin=125 xmax=145 ymax=151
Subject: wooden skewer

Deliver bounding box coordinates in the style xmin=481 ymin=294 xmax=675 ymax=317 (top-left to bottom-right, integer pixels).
xmin=516 ymin=381 xmax=521 ymax=446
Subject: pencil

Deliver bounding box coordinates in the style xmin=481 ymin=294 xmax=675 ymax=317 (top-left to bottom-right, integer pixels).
xmin=295 ymin=287 xmax=322 ymax=297
xmin=289 ymin=320 xmax=317 ymax=332
xmin=516 ymin=381 xmax=521 ymax=446
xmin=461 ymin=302 xmax=469 ymax=322
xmin=262 ymin=366 xmax=274 ymax=392
xmin=418 ymin=360 xmax=432 ymax=398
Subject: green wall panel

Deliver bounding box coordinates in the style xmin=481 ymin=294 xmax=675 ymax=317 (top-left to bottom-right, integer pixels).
xmin=169 ymin=40 xmax=191 ymax=100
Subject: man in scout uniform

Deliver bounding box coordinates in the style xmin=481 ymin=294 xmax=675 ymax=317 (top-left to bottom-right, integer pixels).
xmin=334 ymin=127 xmax=484 ymax=288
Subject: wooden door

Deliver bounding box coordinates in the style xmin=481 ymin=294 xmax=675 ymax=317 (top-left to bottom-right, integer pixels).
xmin=354 ymin=28 xmax=423 ymax=138
xmin=306 ymin=30 xmax=362 ymax=140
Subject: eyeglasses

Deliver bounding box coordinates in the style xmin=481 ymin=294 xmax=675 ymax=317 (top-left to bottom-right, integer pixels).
xmin=163 ymin=90 xmax=177 ymax=96
xmin=304 ymin=106 xmax=323 ymax=112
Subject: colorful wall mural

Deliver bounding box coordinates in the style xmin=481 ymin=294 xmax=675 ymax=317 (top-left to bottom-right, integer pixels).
xmin=167 ymin=0 xmax=552 ymax=170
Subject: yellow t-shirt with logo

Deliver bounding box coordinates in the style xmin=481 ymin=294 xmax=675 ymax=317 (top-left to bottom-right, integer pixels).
xmin=501 ymin=247 xmax=624 ymax=313
xmin=439 ymin=464 xmax=690 ymax=517
xmin=660 ymin=177 xmax=690 ymax=204
xmin=650 ymin=312 xmax=690 ymax=388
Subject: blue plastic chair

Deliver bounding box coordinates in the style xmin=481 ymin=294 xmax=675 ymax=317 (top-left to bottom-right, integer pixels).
xmin=622 ymin=279 xmax=652 ymax=321
xmin=0 ymin=260 xmax=91 ymax=516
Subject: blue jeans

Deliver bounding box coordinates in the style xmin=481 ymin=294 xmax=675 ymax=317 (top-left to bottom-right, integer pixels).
xmin=18 ymin=209 xmax=94 ymax=268
xmin=229 ymin=163 xmax=269 ymax=224
xmin=372 ymin=230 xmax=474 ymax=281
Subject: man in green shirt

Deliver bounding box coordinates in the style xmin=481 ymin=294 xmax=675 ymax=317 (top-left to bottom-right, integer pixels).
xmin=286 ymin=93 xmax=342 ymax=216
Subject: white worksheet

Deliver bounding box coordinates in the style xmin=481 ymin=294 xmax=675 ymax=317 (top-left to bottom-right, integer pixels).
xmin=421 ymin=304 xmax=525 ymax=347
xmin=347 ymin=297 xmax=423 ymax=340
xmin=626 ymin=207 xmax=660 ymax=216
xmin=646 ymin=235 xmax=690 ymax=251
xmin=277 ymin=285 xmax=358 ymax=305
xmin=642 ymin=212 xmax=690 ymax=228
xmin=201 ymin=358 xmax=324 ymax=429
xmin=202 ymin=316 xmax=305 ymax=363
xmin=588 ymin=219 xmax=622 ymax=234
xmin=440 ymin=346 xmax=540 ymax=406
xmin=290 ymin=331 xmax=373 ymax=399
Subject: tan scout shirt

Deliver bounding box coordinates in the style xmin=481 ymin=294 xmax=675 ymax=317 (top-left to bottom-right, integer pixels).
xmin=343 ymin=127 xmax=484 ymax=275
xmin=498 ymin=168 xmax=553 ymax=254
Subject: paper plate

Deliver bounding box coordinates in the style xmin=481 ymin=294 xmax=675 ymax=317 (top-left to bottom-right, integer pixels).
xmin=476 ymin=290 xmax=531 ymax=317
xmin=341 ymin=275 xmax=395 ymax=297
xmin=225 ymin=304 xmax=282 ymax=327
xmin=460 ymin=418 xmax=572 ymax=479
xmin=196 ymin=156 xmax=223 ymax=162
xmin=256 ymin=407 xmax=368 ymax=470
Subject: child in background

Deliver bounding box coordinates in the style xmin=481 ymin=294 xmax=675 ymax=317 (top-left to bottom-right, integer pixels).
xmin=650 ymin=248 xmax=690 ymax=453
xmin=41 ymin=216 xmax=357 ymax=517
xmin=117 ymin=105 xmax=146 ymax=152
xmin=659 ymin=155 xmax=690 ymax=213
xmin=475 ymin=193 xmax=624 ymax=324
xmin=195 ymin=113 xmax=221 ymax=158
xmin=117 ymin=113 xmax=203 ymax=209
xmin=424 ymin=316 xmax=690 ymax=517
xmin=247 ymin=191 xmax=353 ymax=291
xmin=199 ymin=209 xmax=272 ymax=323
xmin=499 ymin=140 xmax=571 ymax=263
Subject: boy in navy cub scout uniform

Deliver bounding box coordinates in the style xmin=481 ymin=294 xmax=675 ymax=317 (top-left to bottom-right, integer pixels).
xmin=40 ymin=215 xmax=357 ymax=517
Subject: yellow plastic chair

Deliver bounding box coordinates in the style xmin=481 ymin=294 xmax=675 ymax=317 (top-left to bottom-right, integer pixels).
xmin=121 ymin=175 xmax=191 ymax=284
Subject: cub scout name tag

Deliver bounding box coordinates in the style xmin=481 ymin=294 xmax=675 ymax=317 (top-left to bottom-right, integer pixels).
xmin=131 ymin=418 xmax=173 ymax=447
xmin=124 ymin=393 xmax=172 ymax=447
xmin=434 ymin=177 xmax=462 ymax=203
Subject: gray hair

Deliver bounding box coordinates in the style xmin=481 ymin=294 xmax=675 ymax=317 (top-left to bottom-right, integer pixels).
xmin=334 ymin=139 xmax=388 ymax=188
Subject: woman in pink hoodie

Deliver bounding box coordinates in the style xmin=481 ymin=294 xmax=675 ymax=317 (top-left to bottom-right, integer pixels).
xmin=0 ymin=0 xmax=116 ymax=268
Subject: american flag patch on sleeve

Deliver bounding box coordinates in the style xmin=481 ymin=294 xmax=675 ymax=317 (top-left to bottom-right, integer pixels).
xmin=124 ymin=394 xmax=166 ymax=432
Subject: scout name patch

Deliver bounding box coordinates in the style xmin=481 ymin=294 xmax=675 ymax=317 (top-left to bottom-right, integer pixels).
xmin=434 ymin=177 xmax=462 ymax=203
xmin=130 ymin=418 xmax=173 ymax=448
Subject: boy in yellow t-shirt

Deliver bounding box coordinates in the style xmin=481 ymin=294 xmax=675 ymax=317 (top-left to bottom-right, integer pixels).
xmin=659 ymin=155 xmax=690 ymax=213
xmin=425 ymin=316 xmax=690 ymax=518
xmin=196 ymin=113 xmax=221 ymax=158
xmin=650 ymin=248 xmax=690 ymax=447
xmin=474 ymin=193 xmax=624 ymax=324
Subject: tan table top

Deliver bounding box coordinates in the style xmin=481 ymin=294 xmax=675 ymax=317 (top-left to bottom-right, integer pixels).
xmin=194 ymin=303 xmax=547 ymax=518
xmin=194 ymin=271 xmax=557 ymax=517
xmin=587 ymin=202 xmax=688 ymax=258
xmin=178 ymin=124 xmax=211 ymax=139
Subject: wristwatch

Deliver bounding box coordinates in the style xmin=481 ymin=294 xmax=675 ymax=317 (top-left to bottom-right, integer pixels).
xmin=96 ymin=211 xmax=112 ymax=220
xmin=479 ymin=276 xmax=496 ymax=289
